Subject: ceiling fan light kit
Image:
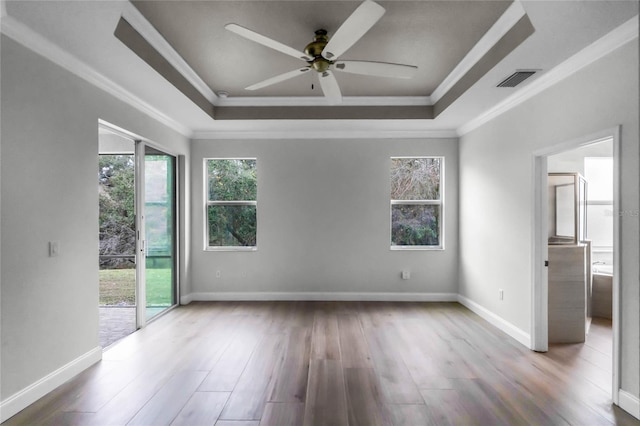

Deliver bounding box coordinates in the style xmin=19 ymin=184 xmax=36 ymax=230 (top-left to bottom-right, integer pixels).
xmin=225 ymin=0 xmax=418 ymax=105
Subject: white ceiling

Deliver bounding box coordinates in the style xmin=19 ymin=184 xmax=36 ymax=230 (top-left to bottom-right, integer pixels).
xmin=2 ymin=1 xmax=638 ymax=137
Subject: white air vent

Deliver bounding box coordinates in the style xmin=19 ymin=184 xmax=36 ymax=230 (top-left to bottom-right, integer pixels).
xmin=497 ymin=70 xmax=537 ymax=88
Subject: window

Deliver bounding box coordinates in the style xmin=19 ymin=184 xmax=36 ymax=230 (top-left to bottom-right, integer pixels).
xmin=390 ymin=157 xmax=443 ymax=249
xmin=584 ymin=157 xmax=613 ymax=249
xmin=205 ymin=158 xmax=257 ymax=250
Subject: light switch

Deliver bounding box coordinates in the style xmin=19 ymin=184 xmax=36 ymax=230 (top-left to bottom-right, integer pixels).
xmin=49 ymin=241 xmax=60 ymax=257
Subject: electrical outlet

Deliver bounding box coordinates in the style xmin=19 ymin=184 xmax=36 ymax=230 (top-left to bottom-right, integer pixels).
xmin=402 ymin=271 xmax=411 ymax=280
xmin=499 ymin=289 xmax=504 ymax=301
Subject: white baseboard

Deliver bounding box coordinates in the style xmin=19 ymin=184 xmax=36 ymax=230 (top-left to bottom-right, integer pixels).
xmin=457 ymin=294 xmax=531 ymax=348
xmin=0 ymin=347 xmax=102 ymax=423
xmin=183 ymin=292 xmax=458 ymax=303
xmin=618 ymin=390 xmax=640 ymax=420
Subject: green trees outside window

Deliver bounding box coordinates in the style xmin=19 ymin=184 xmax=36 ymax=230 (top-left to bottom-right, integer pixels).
xmin=206 ymin=159 xmax=257 ymax=248
xmin=99 ymin=155 xmax=136 ymax=267
xmin=390 ymin=157 xmax=443 ymax=248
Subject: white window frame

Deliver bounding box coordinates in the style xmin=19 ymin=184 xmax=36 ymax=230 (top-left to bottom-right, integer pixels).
xmin=204 ymin=158 xmax=257 ymax=251
xmin=390 ymin=156 xmax=445 ymax=250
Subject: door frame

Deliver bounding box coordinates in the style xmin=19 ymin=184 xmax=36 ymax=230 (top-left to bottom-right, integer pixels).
xmin=531 ymin=126 xmax=621 ymax=403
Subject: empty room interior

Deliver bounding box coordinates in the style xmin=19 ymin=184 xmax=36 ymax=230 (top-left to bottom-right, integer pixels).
xmin=1 ymin=0 xmax=639 ymax=425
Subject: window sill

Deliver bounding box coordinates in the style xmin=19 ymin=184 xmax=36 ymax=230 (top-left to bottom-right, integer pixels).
xmin=391 ymin=246 xmax=444 ymax=251
xmin=205 ymin=246 xmax=257 ymax=252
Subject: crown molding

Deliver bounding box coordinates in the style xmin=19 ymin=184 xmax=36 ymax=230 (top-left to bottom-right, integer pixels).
xmin=0 ymin=12 xmax=192 ymax=137
xmin=215 ymin=95 xmax=431 ymax=107
xmin=431 ymin=0 xmax=527 ymax=104
xmin=457 ymin=15 xmax=639 ymax=137
xmin=193 ymin=125 xmax=458 ymax=140
xmin=121 ymin=1 xmax=217 ymax=104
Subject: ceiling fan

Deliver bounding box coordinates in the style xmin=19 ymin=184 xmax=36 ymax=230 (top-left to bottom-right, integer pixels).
xmin=225 ymin=0 xmax=418 ymax=104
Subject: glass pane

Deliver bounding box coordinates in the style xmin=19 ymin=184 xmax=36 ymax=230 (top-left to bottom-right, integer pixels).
xmin=145 ymin=152 xmax=176 ymax=320
xmin=555 ymin=184 xmax=575 ymax=238
xmin=587 ymin=204 xmax=613 ymax=247
xmin=208 ymin=159 xmax=257 ymax=201
xmin=391 ymin=158 xmax=441 ymax=200
xmin=208 ymin=205 xmax=257 ymax=247
xmin=584 ymin=157 xmax=613 ymax=201
xmin=391 ymin=204 xmax=440 ymax=246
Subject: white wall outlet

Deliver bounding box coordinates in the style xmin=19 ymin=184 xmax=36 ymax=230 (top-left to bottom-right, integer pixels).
xmin=49 ymin=241 xmax=60 ymax=257
xmin=215 ymin=270 xmax=221 ymax=278
xmin=499 ymin=289 xmax=504 ymax=300
xmin=401 ymin=271 xmax=411 ymax=280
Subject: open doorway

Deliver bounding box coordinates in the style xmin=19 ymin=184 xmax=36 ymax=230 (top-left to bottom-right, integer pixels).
xmin=532 ymin=127 xmax=621 ymax=404
xmin=98 ymin=126 xmax=137 ymax=348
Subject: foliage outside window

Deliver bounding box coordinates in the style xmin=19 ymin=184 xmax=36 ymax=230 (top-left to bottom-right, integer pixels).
xmin=206 ymin=159 xmax=257 ymax=250
xmin=390 ymin=157 xmax=443 ymax=249
xmin=99 ymin=154 xmax=136 ymax=268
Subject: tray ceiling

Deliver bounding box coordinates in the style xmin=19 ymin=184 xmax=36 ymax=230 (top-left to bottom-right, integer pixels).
xmin=2 ymin=1 xmax=637 ymax=133
xmin=131 ymin=1 xmax=512 ymax=98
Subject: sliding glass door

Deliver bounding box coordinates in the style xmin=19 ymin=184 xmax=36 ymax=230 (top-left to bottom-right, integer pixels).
xmin=136 ymin=143 xmax=178 ymax=324
xmin=99 ymin=125 xmax=178 ymax=344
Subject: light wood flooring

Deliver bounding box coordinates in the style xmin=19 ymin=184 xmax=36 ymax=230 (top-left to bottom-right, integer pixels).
xmin=4 ymin=302 xmax=639 ymax=426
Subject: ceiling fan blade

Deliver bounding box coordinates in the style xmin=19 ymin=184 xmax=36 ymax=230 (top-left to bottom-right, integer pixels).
xmin=226 ymin=24 xmax=313 ymax=62
xmin=318 ymin=70 xmax=342 ymax=104
xmin=334 ymin=60 xmax=418 ymax=79
xmin=321 ymin=0 xmax=385 ymax=61
xmin=245 ymin=67 xmax=311 ymax=91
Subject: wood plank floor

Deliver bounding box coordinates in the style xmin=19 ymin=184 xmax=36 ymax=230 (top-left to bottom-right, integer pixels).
xmin=4 ymin=302 xmax=639 ymax=426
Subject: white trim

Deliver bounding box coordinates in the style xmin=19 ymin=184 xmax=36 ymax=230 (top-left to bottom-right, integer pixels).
xmin=431 ymin=0 xmax=527 ymax=103
xmin=457 ymin=294 xmax=531 ymax=348
xmin=457 ymin=15 xmax=639 ymax=136
xmin=135 ymin=141 xmax=148 ymax=329
xmin=121 ymin=2 xmax=217 ymax=104
xmin=0 ymin=347 xmax=102 ymax=423
xmin=185 ymin=292 xmax=458 ymax=302
xmin=193 ymin=128 xmax=459 ymax=140
xmin=215 ymin=96 xmax=431 ymax=107
xmin=611 ymin=127 xmax=622 ymax=406
xmin=0 ymin=13 xmax=192 ymax=137
xmin=531 ymin=154 xmax=548 ymax=352
xmin=618 ymin=390 xmax=640 ymax=420
xmin=99 ymin=119 xmax=143 ymax=142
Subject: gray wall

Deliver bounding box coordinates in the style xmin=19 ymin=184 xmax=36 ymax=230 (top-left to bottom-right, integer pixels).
xmin=459 ymin=39 xmax=639 ymax=397
xmin=0 ymin=36 xmax=190 ymax=400
xmin=190 ymin=138 xmax=459 ymax=297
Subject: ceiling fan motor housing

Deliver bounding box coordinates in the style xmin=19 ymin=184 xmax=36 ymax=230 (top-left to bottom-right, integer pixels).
xmin=305 ymin=29 xmax=332 ymax=73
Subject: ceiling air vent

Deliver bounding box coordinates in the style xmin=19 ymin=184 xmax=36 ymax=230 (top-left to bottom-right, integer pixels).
xmin=497 ymin=70 xmax=537 ymax=88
